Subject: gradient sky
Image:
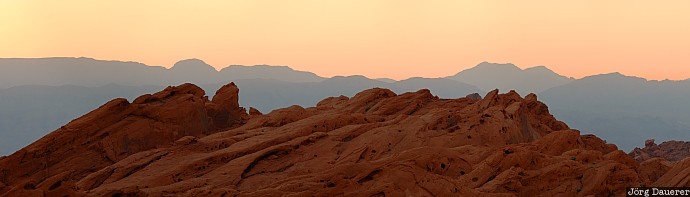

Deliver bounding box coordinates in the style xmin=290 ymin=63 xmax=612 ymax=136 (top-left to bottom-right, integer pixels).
xmin=1 ymin=1 xmax=689 ymax=80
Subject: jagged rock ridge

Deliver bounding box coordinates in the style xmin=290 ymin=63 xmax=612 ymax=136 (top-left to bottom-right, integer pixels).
xmin=629 ymin=139 xmax=690 ymax=162
xmin=0 ymin=83 xmax=248 ymax=196
xmin=1 ymin=83 xmax=689 ymax=196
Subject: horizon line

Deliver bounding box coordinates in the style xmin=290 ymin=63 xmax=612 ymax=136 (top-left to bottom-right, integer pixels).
xmin=1 ymin=56 xmax=688 ymax=82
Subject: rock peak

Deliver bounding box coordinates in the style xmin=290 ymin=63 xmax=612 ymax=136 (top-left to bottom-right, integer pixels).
xmin=171 ymin=58 xmax=217 ymax=72
xmin=524 ymin=65 xmax=555 ymax=73
xmin=645 ymin=139 xmax=657 ymax=147
xmin=476 ymin=61 xmax=518 ymax=69
xmin=207 ymin=82 xmax=247 ymax=129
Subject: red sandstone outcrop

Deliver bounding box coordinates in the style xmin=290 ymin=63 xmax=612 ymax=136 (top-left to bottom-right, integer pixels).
xmin=0 ymin=83 xmax=246 ymax=196
xmin=1 ymin=85 xmax=688 ymax=196
xmin=638 ymin=158 xmax=674 ymax=183
xmin=629 ymin=139 xmax=690 ymax=162
xmin=248 ymin=107 xmax=262 ymax=116
xmin=653 ymin=158 xmax=690 ymax=187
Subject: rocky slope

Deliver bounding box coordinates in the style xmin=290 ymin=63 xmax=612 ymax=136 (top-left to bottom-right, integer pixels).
xmin=0 ymin=83 xmax=247 ymax=196
xmin=629 ymin=139 xmax=690 ymax=162
xmin=1 ymin=83 xmax=688 ymax=196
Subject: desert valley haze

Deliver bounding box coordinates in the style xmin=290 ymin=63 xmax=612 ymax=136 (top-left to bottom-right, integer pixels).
xmin=3 ymin=1 xmax=690 ymax=196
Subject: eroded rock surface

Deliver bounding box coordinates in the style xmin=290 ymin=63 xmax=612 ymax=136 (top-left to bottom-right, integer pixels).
xmin=629 ymin=139 xmax=690 ymax=162
xmin=0 ymin=83 xmax=246 ymax=196
xmin=0 ymin=85 xmax=687 ymax=196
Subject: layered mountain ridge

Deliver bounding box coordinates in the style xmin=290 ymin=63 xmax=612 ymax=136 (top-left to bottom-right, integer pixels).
xmin=1 ymin=83 xmax=689 ymax=196
xmin=446 ymin=61 xmax=574 ymax=94
xmin=0 ymin=57 xmax=325 ymax=88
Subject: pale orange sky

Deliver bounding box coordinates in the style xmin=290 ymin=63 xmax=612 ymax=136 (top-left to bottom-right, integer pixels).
xmin=1 ymin=1 xmax=689 ymax=80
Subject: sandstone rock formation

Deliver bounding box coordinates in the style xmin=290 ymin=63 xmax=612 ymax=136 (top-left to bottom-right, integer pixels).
xmin=0 ymin=83 xmax=247 ymax=196
xmin=629 ymin=139 xmax=690 ymax=162
xmin=248 ymin=107 xmax=263 ymax=116
xmin=1 ymin=84 xmax=689 ymax=196
xmin=653 ymin=158 xmax=690 ymax=187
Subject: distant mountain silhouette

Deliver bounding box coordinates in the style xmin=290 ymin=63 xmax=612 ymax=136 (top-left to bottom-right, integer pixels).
xmin=374 ymin=78 xmax=397 ymax=83
xmin=0 ymin=57 xmax=168 ymax=88
xmin=0 ymin=57 xmax=325 ymax=88
xmin=540 ymin=72 xmax=690 ymax=150
xmin=220 ymin=64 xmax=324 ymax=82
xmin=447 ymin=62 xmax=574 ymax=94
xmin=168 ymin=59 xmax=219 ymax=84
xmin=395 ymin=77 xmax=482 ymax=99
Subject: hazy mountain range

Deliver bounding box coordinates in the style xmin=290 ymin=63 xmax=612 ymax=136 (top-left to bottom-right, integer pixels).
xmin=0 ymin=57 xmax=688 ymax=155
xmin=0 ymin=57 xmax=324 ymax=89
xmin=447 ymin=61 xmax=574 ymax=94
